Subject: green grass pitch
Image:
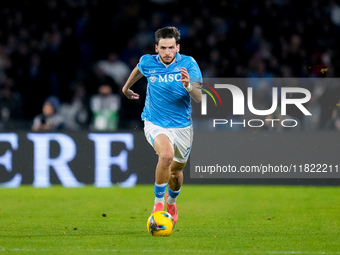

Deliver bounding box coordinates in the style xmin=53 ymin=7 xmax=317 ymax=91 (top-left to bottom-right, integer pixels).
xmin=0 ymin=185 xmax=339 ymax=255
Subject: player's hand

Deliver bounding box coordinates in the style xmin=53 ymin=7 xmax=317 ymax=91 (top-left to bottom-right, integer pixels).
xmin=181 ymin=67 xmax=190 ymax=89
xmin=123 ymin=88 xmax=140 ymax=100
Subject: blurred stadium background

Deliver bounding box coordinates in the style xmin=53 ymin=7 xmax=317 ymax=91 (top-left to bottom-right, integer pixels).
xmin=0 ymin=0 xmax=340 ymax=187
xmin=0 ymin=0 xmax=340 ymax=131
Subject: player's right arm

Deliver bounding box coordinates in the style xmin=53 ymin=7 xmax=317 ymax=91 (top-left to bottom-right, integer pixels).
xmin=122 ymin=66 xmax=144 ymax=100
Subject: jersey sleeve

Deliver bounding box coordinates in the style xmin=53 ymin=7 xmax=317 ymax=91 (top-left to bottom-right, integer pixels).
xmin=188 ymin=57 xmax=203 ymax=84
xmin=137 ymin=55 xmax=149 ymax=76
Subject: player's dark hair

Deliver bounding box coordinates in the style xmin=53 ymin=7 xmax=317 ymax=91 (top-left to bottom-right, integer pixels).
xmin=155 ymin=26 xmax=180 ymax=45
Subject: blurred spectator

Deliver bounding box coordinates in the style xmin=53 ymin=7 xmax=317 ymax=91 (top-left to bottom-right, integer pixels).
xmin=59 ymin=82 xmax=92 ymax=131
xmin=85 ymin=62 xmax=120 ymax=96
xmin=247 ymin=59 xmax=274 ymax=97
xmin=21 ymin=53 xmax=49 ymax=120
xmin=134 ymin=20 xmax=154 ymax=51
xmin=32 ymin=96 xmax=65 ymax=131
xmin=283 ymin=34 xmax=306 ymax=77
xmin=0 ymin=77 xmax=23 ymax=125
xmin=331 ymin=99 xmax=340 ymax=130
xmin=120 ymin=38 xmax=143 ymax=67
xmin=316 ymin=82 xmax=339 ymax=129
xmin=329 ymin=0 xmax=340 ymax=27
xmin=90 ymin=84 xmax=120 ymax=131
xmin=245 ymin=25 xmax=265 ymax=57
xmin=96 ymin=52 xmax=131 ymax=87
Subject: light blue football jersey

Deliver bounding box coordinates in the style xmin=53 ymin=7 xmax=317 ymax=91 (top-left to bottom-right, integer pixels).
xmin=137 ymin=52 xmax=202 ymax=128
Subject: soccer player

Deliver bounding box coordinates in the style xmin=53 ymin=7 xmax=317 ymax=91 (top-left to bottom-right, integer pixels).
xmin=122 ymin=26 xmax=202 ymax=224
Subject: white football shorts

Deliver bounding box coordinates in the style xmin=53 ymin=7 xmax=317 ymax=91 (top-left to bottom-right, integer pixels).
xmin=144 ymin=121 xmax=193 ymax=163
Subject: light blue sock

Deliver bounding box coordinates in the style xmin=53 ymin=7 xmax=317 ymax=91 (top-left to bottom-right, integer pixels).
xmin=154 ymin=183 xmax=167 ymax=204
xmin=167 ymin=187 xmax=181 ymax=205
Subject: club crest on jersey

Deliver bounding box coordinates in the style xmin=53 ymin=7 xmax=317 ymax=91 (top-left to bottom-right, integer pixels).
xmin=149 ymin=75 xmax=157 ymax=83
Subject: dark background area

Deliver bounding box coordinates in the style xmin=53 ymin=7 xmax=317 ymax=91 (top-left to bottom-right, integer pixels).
xmin=0 ymin=0 xmax=340 ymax=131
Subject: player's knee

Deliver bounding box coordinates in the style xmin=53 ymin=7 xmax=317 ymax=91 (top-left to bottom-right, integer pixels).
xmin=158 ymin=151 xmax=174 ymax=167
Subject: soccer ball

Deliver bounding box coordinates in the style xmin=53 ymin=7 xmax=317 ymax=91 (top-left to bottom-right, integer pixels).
xmin=147 ymin=211 xmax=174 ymax=236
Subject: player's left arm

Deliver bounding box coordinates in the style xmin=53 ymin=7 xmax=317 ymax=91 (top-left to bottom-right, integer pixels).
xmin=180 ymin=67 xmax=202 ymax=103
